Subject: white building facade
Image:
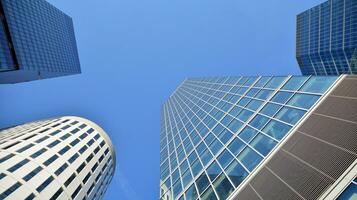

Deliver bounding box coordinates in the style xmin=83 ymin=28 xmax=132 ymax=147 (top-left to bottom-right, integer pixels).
xmin=0 ymin=116 xmax=116 ymax=200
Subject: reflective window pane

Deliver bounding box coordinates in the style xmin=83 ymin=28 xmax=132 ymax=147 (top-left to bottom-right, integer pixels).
xmin=282 ymin=76 xmax=309 ymax=91
xmin=238 ymin=147 xmax=263 ymax=171
xmin=262 ymin=120 xmax=292 ymax=140
xmin=226 ymin=160 xmax=249 ymax=187
xmin=276 ymin=107 xmax=306 ymax=125
xmin=250 ymin=134 xmax=277 ymax=156
xmin=238 ymin=126 xmax=258 ymax=143
xmin=213 ymin=174 xmax=235 ymax=200
xmin=287 ymin=93 xmax=320 ymax=109
xmin=261 ymin=103 xmax=282 ymax=117
xmin=228 ymin=138 xmax=246 ymax=156
xmin=300 ymin=76 xmax=337 ymax=93
xmin=271 ymin=92 xmax=294 ymax=104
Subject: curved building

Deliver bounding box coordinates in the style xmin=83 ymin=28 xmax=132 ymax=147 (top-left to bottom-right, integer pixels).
xmin=0 ymin=116 xmax=115 ymax=200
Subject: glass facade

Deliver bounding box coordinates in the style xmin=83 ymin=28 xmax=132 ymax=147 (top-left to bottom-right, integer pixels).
xmin=0 ymin=0 xmax=81 ymax=83
xmin=337 ymin=178 xmax=357 ymax=200
xmin=160 ymin=76 xmax=338 ymax=200
xmin=296 ymin=0 xmax=357 ymax=75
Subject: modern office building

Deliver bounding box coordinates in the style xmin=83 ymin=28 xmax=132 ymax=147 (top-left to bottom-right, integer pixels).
xmin=296 ymin=0 xmax=357 ymax=75
xmin=0 ymin=0 xmax=81 ymax=84
xmin=160 ymin=75 xmax=357 ymax=200
xmin=0 ymin=116 xmax=115 ymax=200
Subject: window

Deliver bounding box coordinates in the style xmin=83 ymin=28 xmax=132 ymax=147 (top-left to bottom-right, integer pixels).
xmin=0 ymin=182 xmax=22 ymax=198
xmin=265 ymin=77 xmax=287 ymax=89
xmin=238 ymin=126 xmax=258 ymax=143
xmin=31 ymin=148 xmax=47 ymax=158
xmin=68 ymin=153 xmax=79 ymax=163
xmin=70 ymin=139 xmax=80 ymax=147
xmin=47 ymin=140 xmax=60 ymax=148
xmin=282 ymin=76 xmax=309 ymax=91
xmin=276 ymin=107 xmax=306 ymax=125
xmin=271 ymin=92 xmax=294 ymax=104
xmin=261 ymin=103 xmax=281 ymax=117
xmin=71 ymin=185 xmax=82 ymax=199
xmin=249 ymin=115 xmax=270 ymax=130
xmin=262 ymin=120 xmax=292 ymax=140
xmin=71 ymin=128 xmax=80 ymax=134
xmin=3 ymin=141 xmax=21 ymax=150
xmin=23 ymin=166 xmax=43 ymax=181
xmin=185 ymin=184 xmax=198 ymax=200
xmin=94 ymin=133 xmax=100 ymax=140
xmin=8 ymin=159 xmax=29 ymax=172
xmin=238 ymin=147 xmax=263 ymax=171
xmin=83 ymin=172 xmax=91 ymax=184
xmin=80 ymin=133 xmax=88 ymax=140
xmin=0 ymin=153 xmax=14 ymax=163
xmin=226 ymin=160 xmax=248 ymax=187
xmin=60 ymin=133 xmax=71 ymax=141
xmin=58 ymin=146 xmax=70 ymax=155
xmin=77 ymin=162 xmax=86 ymax=174
xmin=196 ymin=173 xmax=210 ymax=194
xmin=300 ymin=76 xmax=337 ymax=93
xmin=25 ymin=193 xmax=35 ymax=200
xmin=287 ymin=93 xmax=320 ymax=109
xmin=86 ymin=153 xmax=94 ymax=163
xmin=79 ymin=145 xmax=88 ymax=154
xmin=217 ymin=150 xmax=234 ymax=169
xmin=228 ymin=138 xmax=245 ymax=156
xmin=207 ymin=161 xmax=222 ymax=181
xmin=91 ymin=163 xmax=99 ymax=172
xmin=87 ymin=128 xmax=94 ymax=134
xmin=250 ymin=134 xmax=277 ymax=156
xmin=100 ymin=140 xmax=106 ymax=147
xmin=35 ymin=136 xmax=49 ymax=143
xmin=94 ymin=146 xmax=100 ymax=154
xmin=17 ymin=143 xmax=35 ymax=153
xmin=213 ymin=174 xmax=235 ymax=200
xmin=50 ymin=130 xmax=60 ymax=136
xmin=55 ymin=163 xmax=68 ymax=176
xmin=36 ymin=176 xmax=54 ymax=192
xmin=50 ymin=188 xmax=63 ymax=200
xmin=43 ymin=155 xmax=59 ymax=166
xmin=87 ymin=139 xmax=95 ymax=147
xmin=64 ymin=173 xmax=76 ymax=187
xmin=0 ymin=173 xmax=5 ymax=180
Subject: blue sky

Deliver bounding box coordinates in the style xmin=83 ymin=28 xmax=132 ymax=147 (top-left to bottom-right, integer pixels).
xmin=0 ymin=0 xmax=326 ymax=199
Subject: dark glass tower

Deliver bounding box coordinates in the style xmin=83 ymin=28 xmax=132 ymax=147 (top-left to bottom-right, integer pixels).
xmin=0 ymin=0 xmax=80 ymax=84
xmin=160 ymin=75 xmax=357 ymax=200
xmin=296 ymin=0 xmax=357 ymax=75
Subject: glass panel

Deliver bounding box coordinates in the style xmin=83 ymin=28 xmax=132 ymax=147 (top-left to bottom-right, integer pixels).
xmin=229 ymin=106 xmax=242 ymax=117
xmin=200 ymin=149 xmax=213 ymax=166
xmin=271 ymin=92 xmax=294 ymax=104
xmin=255 ymin=89 xmax=274 ymax=100
xmin=213 ymin=174 xmax=235 ymax=200
xmin=185 ymin=184 xmax=198 ymax=200
xmin=228 ymin=119 xmax=243 ymax=133
xmin=261 ymin=103 xmax=282 ymax=117
xmin=228 ymin=138 xmax=246 ymax=156
xmin=282 ymin=76 xmax=309 ymax=91
xmin=300 ymin=76 xmax=337 ymax=94
xmin=287 ymin=93 xmax=320 ymax=109
xmin=246 ymin=99 xmax=264 ymax=111
xmin=276 ymin=107 xmax=306 ymax=125
xmin=238 ymin=147 xmax=263 ymax=171
xmin=238 ymin=126 xmax=259 ymax=143
xmin=250 ymin=134 xmax=277 ymax=156
xmin=262 ymin=120 xmax=292 ymax=140
xmin=237 ymin=110 xmax=254 ymax=122
xmin=207 ymin=161 xmax=222 ymax=181
xmin=201 ymin=186 xmax=218 ymax=200
xmin=337 ymin=182 xmax=357 ymax=200
xmin=265 ymin=77 xmax=287 ymax=89
xmin=226 ymin=160 xmax=249 ymax=187
xmin=196 ymin=173 xmax=210 ymax=194
xmin=254 ymin=77 xmax=271 ymax=87
xmin=217 ymin=150 xmax=234 ymax=169
xmin=173 ymin=179 xmax=182 ymax=199
xmin=191 ymin=159 xmax=203 ymax=177
xmin=182 ymin=170 xmax=193 ymax=188
xmin=249 ymin=115 xmax=270 ymax=130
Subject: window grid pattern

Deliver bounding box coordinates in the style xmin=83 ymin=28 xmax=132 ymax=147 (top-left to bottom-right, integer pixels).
xmin=0 ymin=117 xmax=115 ymax=200
xmin=296 ymin=0 xmax=357 ymax=75
xmin=160 ymin=76 xmax=338 ymax=200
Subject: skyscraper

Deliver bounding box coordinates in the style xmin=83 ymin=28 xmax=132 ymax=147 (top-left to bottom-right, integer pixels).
xmin=0 ymin=116 xmax=115 ymax=200
xmin=296 ymin=0 xmax=357 ymax=75
xmin=160 ymin=75 xmax=357 ymax=200
xmin=0 ymin=0 xmax=81 ymax=84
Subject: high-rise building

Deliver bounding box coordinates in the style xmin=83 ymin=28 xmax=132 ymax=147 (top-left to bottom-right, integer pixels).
xmin=0 ymin=0 xmax=81 ymax=84
xmin=296 ymin=0 xmax=357 ymax=75
xmin=160 ymin=75 xmax=357 ymax=200
xmin=0 ymin=116 xmax=115 ymax=200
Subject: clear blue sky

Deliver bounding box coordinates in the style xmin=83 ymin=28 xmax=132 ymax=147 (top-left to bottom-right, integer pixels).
xmin=0 ymin=0 xmax=325 ymax=199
